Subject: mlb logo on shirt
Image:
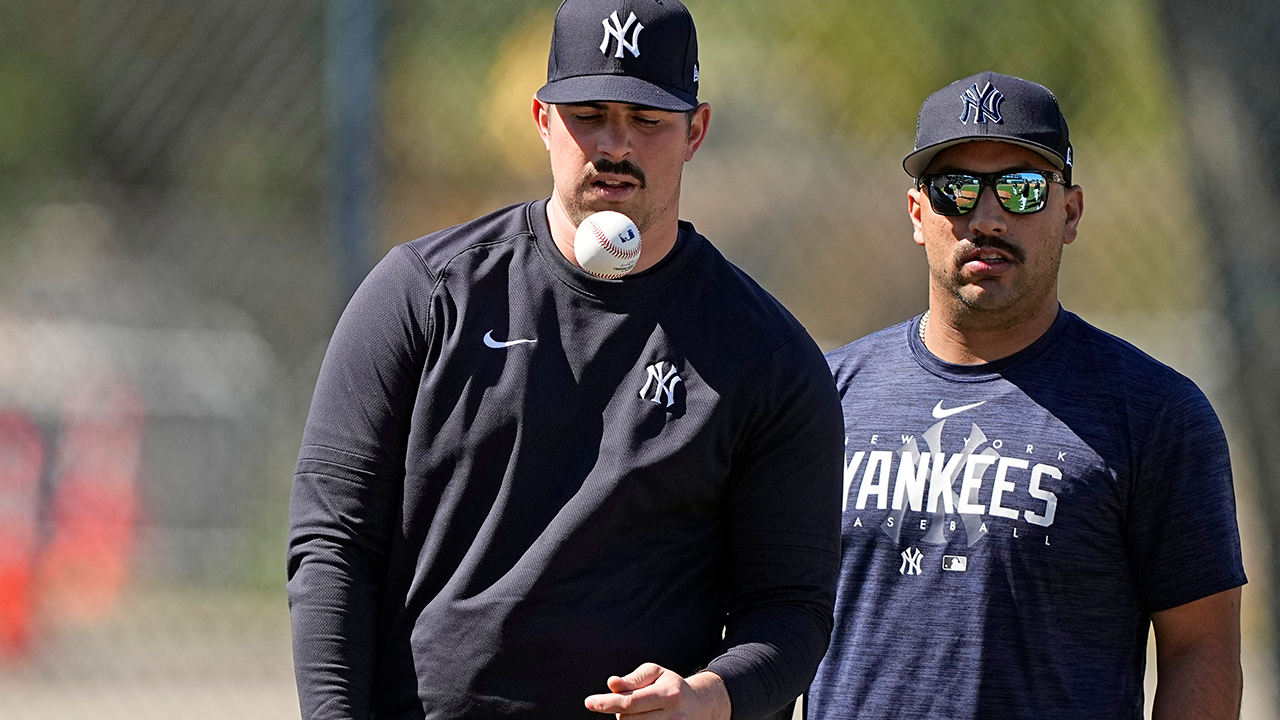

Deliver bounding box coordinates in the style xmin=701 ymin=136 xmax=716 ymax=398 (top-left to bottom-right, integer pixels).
xmin=942 ymin=555 xmax=967 ymax=572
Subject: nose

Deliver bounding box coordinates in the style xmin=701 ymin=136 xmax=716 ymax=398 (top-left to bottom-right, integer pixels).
xmin=595 ymin=114 xmax=633 ymax=161
xmin=968 ymin=184 xmax=1008 ymax=236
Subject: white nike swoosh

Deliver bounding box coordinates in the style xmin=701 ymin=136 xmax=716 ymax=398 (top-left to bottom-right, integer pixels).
xmin=932 ymin=400 xmax=987 ymax=419
xmin=484 ymin=330 xmax=536 ymax=349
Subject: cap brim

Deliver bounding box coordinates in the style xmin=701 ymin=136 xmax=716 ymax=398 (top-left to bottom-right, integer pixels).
xmin=903 ymin=137 xmax=1067 ymax=178
xmin=536 ymin=74 xmax=697 ymax=112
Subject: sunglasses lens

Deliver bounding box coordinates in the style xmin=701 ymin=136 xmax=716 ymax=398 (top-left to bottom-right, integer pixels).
xmin=927 ymin=175 xmax=981 ymax=215
xmin=996 ymin=172 xmax=1050 ymax=214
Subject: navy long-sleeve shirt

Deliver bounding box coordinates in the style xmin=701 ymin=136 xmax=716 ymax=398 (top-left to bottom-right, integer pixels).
xmin=287 ymin=200 xmax=843 ymax=720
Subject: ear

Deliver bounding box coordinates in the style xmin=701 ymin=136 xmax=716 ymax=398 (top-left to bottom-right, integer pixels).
xmin=533 ymin=96 xmax=552 ymax=151
xmin=908 ymin=185 xmax=927 ymax=247
xmin=684 ymin=102 xmax=712 ymax=162
xmin=1061 ymin=184 xmax=1084 ymax=245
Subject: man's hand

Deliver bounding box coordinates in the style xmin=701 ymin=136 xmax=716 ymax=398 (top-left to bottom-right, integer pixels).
xmin=1151 ymin=586 xmax=1242 ymax=720
xmin=585 ymin=663 xmax=731 ymax=720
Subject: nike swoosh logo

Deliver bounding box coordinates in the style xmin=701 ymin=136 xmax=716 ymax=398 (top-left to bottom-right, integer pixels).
xmin=932 ymin=400 xmax=987 ymax=419
xmin=484 ymin=330 xmax=536 ymax=349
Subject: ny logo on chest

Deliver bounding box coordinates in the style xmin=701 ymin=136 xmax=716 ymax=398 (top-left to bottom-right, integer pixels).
xmin=639 ymin=361 xmax=682 ymax=408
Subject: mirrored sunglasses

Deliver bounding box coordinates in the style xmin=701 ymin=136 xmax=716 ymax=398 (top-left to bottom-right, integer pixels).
xmin=919 ymin=170 xmax=1066 ymax=216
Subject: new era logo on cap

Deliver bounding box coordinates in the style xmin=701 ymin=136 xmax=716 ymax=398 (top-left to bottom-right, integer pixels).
xmin=537 ymin=0 xmax=700 ymax=112
xmin=904 ymin=71 xmax=1074 ymax=184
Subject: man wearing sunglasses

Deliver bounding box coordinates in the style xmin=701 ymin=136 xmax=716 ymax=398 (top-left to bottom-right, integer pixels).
xmin=808 ymin=72 xmax=1245 ymax=719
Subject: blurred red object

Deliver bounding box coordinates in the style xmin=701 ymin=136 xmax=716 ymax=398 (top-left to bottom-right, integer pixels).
xmin=0 ymin=411 xmax=46 ymax=660
xmin=38 ymin=374 xmax=143 ymax=623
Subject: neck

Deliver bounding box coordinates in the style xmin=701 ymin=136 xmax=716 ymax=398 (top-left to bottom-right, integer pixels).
xmin=922 ymin=292 xmax=1061 ymax=365
xmin=545 ymin=195 xmax=682 ymax=275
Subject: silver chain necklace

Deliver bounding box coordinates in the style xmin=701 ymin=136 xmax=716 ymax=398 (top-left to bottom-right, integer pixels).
xmin=919 ymin=310 xmax=930 ymax=343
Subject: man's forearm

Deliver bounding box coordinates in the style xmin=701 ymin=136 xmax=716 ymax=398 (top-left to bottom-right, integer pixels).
xmin=707 ymin=599 xmax=833 ymax=720
xmin=288 ymin=455 xmax=399 ymax=720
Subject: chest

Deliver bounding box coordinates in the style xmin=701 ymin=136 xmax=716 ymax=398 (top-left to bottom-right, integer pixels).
xmin=409 ymin=282 xmax=754 ymax=508
xmin=837 ymin=385 xmax=1130 ymax=577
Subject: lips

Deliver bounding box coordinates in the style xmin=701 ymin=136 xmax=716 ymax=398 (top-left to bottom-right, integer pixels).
xmin=963 ymin=249 xmax=1013 ymax=263
xmin=958 ymin=245 xmax=1020 ymax=275
xmin=964 ymin=258 xmax=1010 ymax=274
xmin=588 ymin=174 xmax=639 ymax=201
xmin=955 ymin=232 xmax=1026 ymax=276
xmin=592 ymin=176 xmax=635 ymax=189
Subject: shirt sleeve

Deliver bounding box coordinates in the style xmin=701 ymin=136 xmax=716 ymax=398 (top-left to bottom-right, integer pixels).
xmin=1127 ymin=379 xmax=1247 ymax=613
xmin=286 ymin=245 xmax=431 ymax=720
xmin=705 ymin=330 xmax=845 ymax=720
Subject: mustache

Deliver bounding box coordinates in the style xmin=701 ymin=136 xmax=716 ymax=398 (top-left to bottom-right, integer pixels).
xmin=961 ymin=233 xmax=1026 ymax=264
xmin=587 ymin=158 xmax=646 ymax=188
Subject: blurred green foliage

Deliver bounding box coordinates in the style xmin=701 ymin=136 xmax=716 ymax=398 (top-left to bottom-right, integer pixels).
xmin=698 ymin=0 xmax=1179 ymax=147
xmin=0 ymin=2 xmax=87 ymax=176
xmin=0 ymin=0 xmax=90 ymax=248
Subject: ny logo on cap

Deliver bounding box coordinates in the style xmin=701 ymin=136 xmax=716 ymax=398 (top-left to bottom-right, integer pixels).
xmin=959 ymin=82 xmax=1004 ymax=124
xmin=600 ymin=11 xmax=644 ymax=58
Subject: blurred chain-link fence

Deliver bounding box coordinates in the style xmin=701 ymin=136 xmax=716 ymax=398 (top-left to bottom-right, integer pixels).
xmin=0 ymin=0 xmax=1274 ymax=717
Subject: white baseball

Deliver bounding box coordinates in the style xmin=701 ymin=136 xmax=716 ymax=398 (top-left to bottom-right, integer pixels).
xmin=573 ymin=211 xmax=642 ymax=279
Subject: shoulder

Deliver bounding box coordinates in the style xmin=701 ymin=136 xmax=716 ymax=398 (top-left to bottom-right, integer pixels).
xmin=347 ymin=202 xmax=540 ymax=343
xmin=1049 ymin=313 xmax=1224 ymax=448
xmin=673 ymin=232 xmax=840 ymax=413
xmin=683 ymin=228 xmax=811 ymax=352
xmin=401 ymin=201 xmax=538 ymax=282
xmin=824 ymin=320 xmax=914 ymax=385
xmin=1062 ymin=313 xmax=1208 ymax=407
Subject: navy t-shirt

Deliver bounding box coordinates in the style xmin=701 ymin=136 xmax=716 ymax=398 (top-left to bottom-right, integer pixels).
xmin=808 ymin=309 xmax=1246 ymax=720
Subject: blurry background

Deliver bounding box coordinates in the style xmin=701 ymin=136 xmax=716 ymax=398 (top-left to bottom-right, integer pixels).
xmin=0 ymin=0 xmax=1276 ymax=717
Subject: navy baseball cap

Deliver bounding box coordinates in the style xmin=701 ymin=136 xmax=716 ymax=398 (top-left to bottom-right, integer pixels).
xmin=904 ymin=71 xmax=1073 ymax=184
xmin=536 ymin=0 xmax=700 ymax=112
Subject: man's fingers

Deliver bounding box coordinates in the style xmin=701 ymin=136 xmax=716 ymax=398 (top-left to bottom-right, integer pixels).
xmin=608 ymin=662 xmax=664 ymax=692
xmin=584 ymin=686 xmax=669 ymax=715
xmin=586 ymin=665 xmax=680 ymax=715
xmin=592 ymin=707 xmax=671 ymax=720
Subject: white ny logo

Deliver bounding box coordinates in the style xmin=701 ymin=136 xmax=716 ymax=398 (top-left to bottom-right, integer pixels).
xmin=899 ymin=547 xmax=923 ymax=576
xmin=639 ymin=362 xmax=682 ymax=407
xmin=959 ymin=82 xmax=1004 ymax=124
xmin=600 ymin=11 xmax=644 ymax=58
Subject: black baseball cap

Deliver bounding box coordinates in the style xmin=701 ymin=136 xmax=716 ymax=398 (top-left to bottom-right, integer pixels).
xmin=904 ymin=71 xmax=1073 ymax=184
xmin=536 ymin=0 xmax=699 ymax=112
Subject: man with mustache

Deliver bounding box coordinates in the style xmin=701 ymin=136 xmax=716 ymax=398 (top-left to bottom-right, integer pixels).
xmin=808 ymin=72 xmax=1245 ymax=719
xmin=286 ymin=1 xmax=844 ymax=720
